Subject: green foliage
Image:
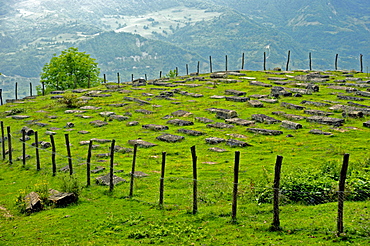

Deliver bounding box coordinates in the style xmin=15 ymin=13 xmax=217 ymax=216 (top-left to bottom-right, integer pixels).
xmin=165 ymin=69 xmax=177 ymax=78
xmin=40 ymin=47 xmax=101 ymax=91
xmin=59 ymin=174 xmax=81 ymax=196
xmin=57 ymin=92 xmax=85 ymax=108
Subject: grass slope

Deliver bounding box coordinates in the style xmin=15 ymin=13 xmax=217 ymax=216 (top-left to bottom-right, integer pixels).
xmin=0 ymin=69 xmax=370 ymax=245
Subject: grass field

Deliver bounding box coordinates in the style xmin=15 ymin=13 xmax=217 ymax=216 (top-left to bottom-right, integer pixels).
xmin=0 ymin=69 xmax=369 ymax=245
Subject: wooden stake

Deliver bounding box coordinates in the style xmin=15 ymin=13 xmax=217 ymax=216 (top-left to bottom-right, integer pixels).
xmin=109 ymin=139 xmax=115 ymax=192
xmin=191 ymin=145 xmax=198 ymax=214
xmin=117 ymin=72 xmax=120 ymax=86
xmin=29 ymin=83 xmax=33 ymax=97
xmin=186 ymin=64 xmax=189 ymax=75
xmin=360 ymin=54 xmax=363 ymax=73
xmin=225 ymin=55 xmax=228 ymax=72
xmin=159 ymin=71 xmax=162 ymax=79
xmin=0 ymin=89 xmax=3 ymax=105
xmin=131 ymin=74 xmax=134 ymax=82
xmin=1 ymin=121 xmax=5 ymax=160
xmin=241 ymin=53 xmax=245 ymax=70
xmin=335 ymin=54 xmax=339 ymax=71
xmin=65 ymin=134 xmax=73 ymax=175
xmin=15 ymin=82 xmax=18 ymax=100
xmin=35 ymin=131 xmax=40 ymax=171
xmin=159 ymin=151 xmax=166 ymax=207
xmin=232 ymin=151 xmax=240 ymax=221
xmin=309 ymin=52 xmax=312 ymax=71
xmin=264 ymin=52 xmax=267 ymax=71
xmin=129 ymin=144 xmax=138 ymax=197
xmin=197 ymin=61 xmax=200 ymax=74
xmin=86 ymin=140 xmax=92 ymax=187
xmin=337 ymin=153 xmax=350 ymax=235
xmin=271 ymin=155 xmax=283 ymax=231
xmin=7 ymin=126 xmax=12 ymax=164
xmin=209 ymin=56 xmax=213 ymax=73
xmin=176 ymin=67 xmax=178 ymax=77
xmin=22 ymin=129 xmax=26 ymax=167
xmin=104 ymin=74 xmax=107 ymax=83
xmin=50 ymin=135 xmax=56 ymax=176
xmin=286 ymin=50 xmax=291 ymax=71
xmin=42 ymin=82 xmax=45 ymax=96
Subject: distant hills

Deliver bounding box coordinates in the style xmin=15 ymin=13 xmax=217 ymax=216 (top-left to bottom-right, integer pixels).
xmin=0 ymin=0 xmax=369 ymax=87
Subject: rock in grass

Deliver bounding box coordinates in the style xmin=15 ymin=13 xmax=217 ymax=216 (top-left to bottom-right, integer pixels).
xmin=363 ymin=121 xmax=370 ymax=128
xmin=128 ymin=139 xmax=157 ymax=148
xmin=205 ymin=137 xmax=226 ymax=144
xmin=24 ymin=192 xmax=42 ymax=212
xmin=171 ymin=110 xmax=193 ymax=117
xmin=281 ymin=120 xmax=303 ymax=130
xmin=90 ymin=120 xmax=108 ymax=127
xmin=195 ymin=117 xmax=214 ymax=123
xmin=177 ymin=129 xmax=206 ymax=136
xmin=247 ymin=128 xmax=283 ymax=136
xmin=96 ymin=174 xmax=126 ymax=186
xmin=225 ymin=118 xmax=255 ymax=126
xmin=207 ymin=122 xmax=234 ymax=129
xmin=309 ymin=129 xmax=332 ymax=135
xmin=208 ymin=147 xmax=228 ymax=152
xmin=48 ymin=192 xmax=78 ymax=206
xmin=306 ymin=116 xmax=344 ymax=126
xmin=130 ymin=171 xmax=148 ymax=177
xmin=156 ymin=134 xmax=184 ymax=143
xmin=226 ymin=139 xmax=251 ymax=147
xmin=251 ymin=114 xmax=281 ymax=124
xmin=167 ymin=119 xmax=194 ymax=126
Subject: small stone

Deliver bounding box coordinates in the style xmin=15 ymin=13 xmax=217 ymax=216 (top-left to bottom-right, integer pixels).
xmin=127 ymin=121 xmax=139 ymax=126
xmin=208 ymin=147 xmax=228 ymax=152
xmin=156 ymin=134 xmax=184 ymax=143
xmin=205 ymin=137 xmax=226 ymax=144
xmin=96 ymin=174 xmax=126 ymax=186
xmin=78 ymin=130 xmax=90 ymax=134
xmin=90 ymin=120 xmax=108 ymax=127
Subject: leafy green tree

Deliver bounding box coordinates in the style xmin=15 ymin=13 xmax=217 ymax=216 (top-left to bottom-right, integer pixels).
xmin=40 ymin=47 xmax=101 ymax=91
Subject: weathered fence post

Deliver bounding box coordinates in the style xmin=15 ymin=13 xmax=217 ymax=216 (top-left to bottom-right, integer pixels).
xmin=197 ymin=61 xmax=200 ymax=74
xmin=209 ymin=56 xmax=213 ymax=73
xmin=337 ymin=153 xmax=350 ymax=235
xmin=335 ymin=54 xmax=339 ymax=71
xmin=129 ymin=144 xmax=138 ymax=197
xmin=159 ymin=71 xmax=162 ymax=78
xmin=103 ymin=74 xmax=107 ymax=83
xmin=42 ymin=82 xmax=45 ymax=96
xmin=191 ymin=145 xmax=198 ymax=214
xmin=1 ymin=121 xmax=5 ymax=160
xmin=29 ymin=83 xmax=33 ymax=97
xmin=225 ymin=55 xmax=228 ymax=72
xmin=65 ymin=134 xmax=73 ymax=175
xmin=131 ymin=74 xmax=134 ymax=82
xmin=0 ymin=89 xmax=3 ymax=105
xmin=176 ymin=67 xmax=178 ymax=77
xmin=360 ymin=54 xmax=363 ymax=73
xmin=271 ymin=155 xmax=283 ymax=231
xmin=35 ymin=131 xmax=40 ymax=171
xmin=309 ymin=52 xmax=312 ymax=71
xmin=15 ymin=82 xmax=18 ymax=100
xmin=7 ymin=126 xmax=12 ymax=164
xmin=22 ymin=129 xmax=26 ymax=167
xmin=241 ymin=53 xmax=245 ymax=70
xmin=159 ymin=151 xmax=166 ymax=208
xmin=264 ymin=52 xmax=267 ymax=71
xmin=117 ymin=72 xmax=120 ymax=86
xmin=50 ymin=135 xmax=56 ymax=176
xmin=109 ymin=139 xmax=116 ymax=192
xmin=286 ymin=50 xmax=291 ymax=71
xmin=86 ymin=140 xmax=92 ymax=187
xmin=232 ymin=151 xmax=240 ymax=222
xmin=186 ymin=64 xmax=189 ymax=75
xmin=145 ymin=74 xmax=147 ymax=81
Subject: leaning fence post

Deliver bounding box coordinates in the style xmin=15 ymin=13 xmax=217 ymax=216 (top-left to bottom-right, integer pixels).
xmin=86 ymin=140 xmax=92 ymax=187
xmin=7 ymin=126 xmax=12 ymax=164
xmin=191 ymin=145 xmax=198 ymax=214
xmin=64 ymin=134 xmax=73 ymax=175
xmin=232 ymin=151 xmax=240 ymax=222
xmin=286 ymin=50 xmax=291 ymax=71
xmin=241 ymin=53 xmax=245 ymax=70
xmin=35 ymin=131 xmax=40 ymax=171
xmin=335 ymin=54 xmax=339 ymax=71
xmin=109 ymin=139 xmax=116 ymax=192
xmin=337 ymin=153 xmax=350 ymax=235
xmin=129 ymin=144 xmax=138 ymax=197
xmin=1 ymin=121 xmax=5 ymax=160
xmin=50 ymin=135 xmax=56 ymax=176
xmin=271 ymin=155 xmax=283 ymax=231
xmin=22 ymin=129 xmax=26 ymax=167
xmin=159 ymin=151 xmax=166 ymax=208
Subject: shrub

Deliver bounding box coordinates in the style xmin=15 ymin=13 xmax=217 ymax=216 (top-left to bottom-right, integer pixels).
xmin=58 ymin=93 xmax=85 ymax=108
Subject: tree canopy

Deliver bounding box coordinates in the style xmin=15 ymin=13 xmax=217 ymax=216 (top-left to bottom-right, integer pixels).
xmin=40 ymin=47 xmax=101 ymax=91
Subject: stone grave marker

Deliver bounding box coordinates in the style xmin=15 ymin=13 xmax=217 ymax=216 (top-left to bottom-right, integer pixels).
xmin=247 ymin=128 xmax=283 ymax=135
xmin=96 ymin=174 xmax=126 ymax=186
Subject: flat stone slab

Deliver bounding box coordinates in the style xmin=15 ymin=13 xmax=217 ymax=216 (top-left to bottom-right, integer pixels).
xmin=171 ymin=110 xmax=192 ymax=117
xmin=205 ymin=137 xmax=226 ymax=144
xmin=210 ymin=95 xmax=226 ymax=99
xmin=260 ymin=98 xmax=278 ymax=104
xmin=80 ymin=106 xmax=102 ymax=110
xmin=356 ymin=91 xmax=370 ymax=97
xmin=250 ymin=81 xmax=272 ymax=87
xmin=142 ymin=124 xmax=169 ymax=131
xmin=327 ymin=86 xmax=357 ymax=92
xmin=109 ymin=115 xmax=130 ymax=121
xmin=128 ymin=139 xmax=157 ymax=148
xmin=281 ymin=102 xmax=306 ymax=110
xmin=347 ymin=102 xmax=370 ymax=108
xmin=337 ymin=95 xmax=366 ymax=101
xmin=111 ymin=146 xmax=133 ymax=153
xmin=207 ymin=122 xmax=234 ymax=129
xmin=130 ymin=171 xmax=149 ymax=177
xmin=91 ymin=138 xmax=112 ymax=143
xmin=206 ymin=108 xmax=238 ymax=119
xmin=225 ymin=89 xmax=246 ymax=96
xmin=304 ymin=110 xmax=333 ymax=116
xmin=248 ymin=100 xmax=264 ymax=108
xmin=90 ymin=120 xmax=108 ymax=127
xmin=177 ymin=129 xmax=206 ymax=136
xmin=135 ymin=109 xmax=153 ymax=114
xmin=281 ymin=120 xmax=303 ymax=130
xmin=96 ymin=174 xmax=126 ymax=186
xmin=342 ymin=111 xmax=364 ymax=118
xmin=167 ymin=119 xmax=194 ymax=126
xmin=11 ymin=115 xmax=30 ymax=120
xmin=250 ymin=94 xmax=269 ymax=99
xmin=226 ymin=139 xmax=251 ymax=147
xmin=309 ymin=129 xmax=333 ymax=135
xmin=225 ymin=96 xmax=249 ymax=102
xmin=289 ymin=88 xmax=312 ymax=95
xmin=208 ymin=147 xmax=228 ymax=152
xmin=247 ymin=128 xmax=284 ymax=135
xmin=24 ymin=192 xmax=42 ymax=212
xmin=252 ymin=114 xmax=281 ymax=124
xmin=45 ymin=131 xmax=57 ymax=135
xmin=91 ymin=166 xmax=105 ymax=173
xmin=271 ymin=87 xmax=292 ymax=97
xmin=65 ymin=110 xmax=86 ymax=114
xmin=195 ymin=117 xmax=214 ymax=123
xmin=156 ymin=133 xmax=185 ymax=143
xmin=225 ymin=118 xmax=255 ymax=126
xmin=306 ymin=116 xmax=345 ymax=126
xmin=267 ymin=77 xmax=287 ymax=81
xmin=124 ymin=97 xmax=151 ymax=105
xmin=301 ymin=100 xmax=331 ymax=107
xmin=99 ymin=112 xmax=115 ymax=117
xmin=363 ymin=121 xmax=370 ymax=128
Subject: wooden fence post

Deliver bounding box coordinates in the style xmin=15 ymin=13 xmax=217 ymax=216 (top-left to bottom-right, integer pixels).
xmin=176 ymin=67 xmax=178 ymax=77
xmin=232 ymin=151 xmax=240 ymax=221
xmin=197 ymin=61 xmax=200 ymax=74
xmin=225 ymin=55 xmax=228 ymax=72
xmin=309 ymin=52 xmax=312 ymax=71
xmin=209 ymin=56 xmax=213 ymax=73
xmin=129 ymin=144 xmax=138 ymax=197
xmin=35 ymin=131 xmax=40 ymax=171
xmin=50 ymin=135 xmax=56 ymax=176
xmin=0 ymin=89 xmax=3 ymax=105
xmin=29 ymin=83 xmax=33 ymax=97
xmin=65 ymin=134 xmax=73 ymax=175
xmin=131 ymin=74 xmax=134 ymax=82
xmin=7 ymin=126 xmax=12 ymax=164
xmin=335 ymin=54 xmax=339 ymax=71
xmin=286 ymin=50 xmax=291 ymax=71
xmin=264 ymin=52 xmax=267 ymax=71
xmin=145 ymin=74 xmax=147 ymax=81
xmin=109 ymin=139 xmax=116 ymax=192
xmin=15 ymin=82 xmax=18 ymax=100
xmin=104 ymin=74 xmax=107 ymax=83
xmin=159 ymin=71 xmax=162 ymax=78
xmin=42 ymin=82 xmax=45 ymax=96
xmin=271 ymin=155 xmax=283 ymax=231
xmin=337 ymin=153 xmax=350 ymax=235
xmin=117 ymin=72 xmax=120 ymax=86
xmin=360 ymin=54 xmax=363 ymax=73
xmin=191 ymin=145 xmax=198 ymax=214
xmin=186 ymin=64 xmax=189 ymax=75
xmin=86 ymin=140 xmax=92 ymax=187
xmin=159 ymin=151 xmax=166 ymax=208
xmin=241 ymin=53 xmax=245 ymax=70
xmin=22 ymin=129 xmax=26 ymax=167
xmin=1 ymin=121 xmax=5 ymax=160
